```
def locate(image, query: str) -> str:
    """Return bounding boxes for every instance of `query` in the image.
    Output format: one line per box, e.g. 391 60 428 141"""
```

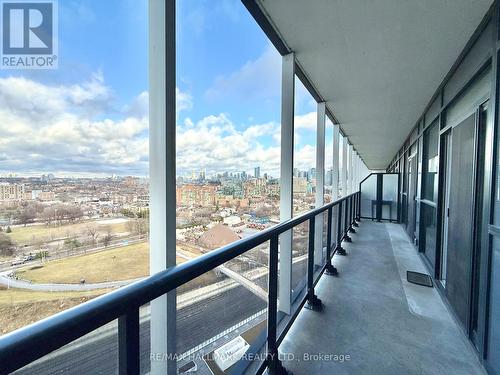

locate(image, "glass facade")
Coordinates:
419 121 438 267
422 121 439 203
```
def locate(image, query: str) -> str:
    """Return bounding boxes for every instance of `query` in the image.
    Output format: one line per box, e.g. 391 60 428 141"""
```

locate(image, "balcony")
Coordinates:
1 0 500 374
0 185 488 374
279 220 485 375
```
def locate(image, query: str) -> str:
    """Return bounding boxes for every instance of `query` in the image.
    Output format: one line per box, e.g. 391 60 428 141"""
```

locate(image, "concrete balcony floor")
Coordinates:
279 221 486 375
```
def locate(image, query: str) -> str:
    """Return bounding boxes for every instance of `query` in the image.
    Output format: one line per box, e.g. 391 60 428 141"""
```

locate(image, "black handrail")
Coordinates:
0 191 360 375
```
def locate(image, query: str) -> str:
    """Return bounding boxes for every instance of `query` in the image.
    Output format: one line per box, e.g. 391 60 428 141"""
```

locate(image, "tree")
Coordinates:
42 207 56 225
0 233 15 256
137 208 149 219
64 237 81 251
86 224 100 244
6 226 11 233
126 219 149 236
135 219 149 235
121 208 136 218
14 206 36 226
102 227 114 247
67 206 83 222
126 220 135 234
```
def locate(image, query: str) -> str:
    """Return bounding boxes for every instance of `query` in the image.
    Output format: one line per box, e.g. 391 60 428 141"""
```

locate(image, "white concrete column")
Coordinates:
149 1 176 374
314 102 326 266
332 124 340 199
342 136 348 197
279 52 295 314
348 144 353 194
352 152 356 191
354 153 359 189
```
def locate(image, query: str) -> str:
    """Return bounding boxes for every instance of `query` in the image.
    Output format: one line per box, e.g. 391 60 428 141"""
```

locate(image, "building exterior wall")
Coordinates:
176 184 217 207
386 6 500 373
0 183 25 202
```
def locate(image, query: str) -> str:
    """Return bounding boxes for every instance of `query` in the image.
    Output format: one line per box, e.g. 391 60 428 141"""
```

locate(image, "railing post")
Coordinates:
325 206 338 276
267 235 289 375
357 191 361 221
305 217 323 311
118 308 140 375
344 198 352 242
336 200 347 255
353 192 360 226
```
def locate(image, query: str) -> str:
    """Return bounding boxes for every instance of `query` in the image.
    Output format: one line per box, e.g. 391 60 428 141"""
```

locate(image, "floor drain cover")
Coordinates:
407 271 433 287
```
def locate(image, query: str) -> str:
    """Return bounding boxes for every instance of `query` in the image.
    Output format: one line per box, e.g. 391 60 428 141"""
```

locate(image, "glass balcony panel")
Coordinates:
12 319 118 375
382 174 398 221
360 174 377 219
175 244 269 374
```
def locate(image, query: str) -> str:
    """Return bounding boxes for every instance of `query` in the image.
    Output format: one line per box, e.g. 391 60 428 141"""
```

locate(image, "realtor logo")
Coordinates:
1 0 58 69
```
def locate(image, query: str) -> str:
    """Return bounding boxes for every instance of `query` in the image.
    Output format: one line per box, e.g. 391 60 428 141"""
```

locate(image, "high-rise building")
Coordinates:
254 166 260 179
325 168 333 186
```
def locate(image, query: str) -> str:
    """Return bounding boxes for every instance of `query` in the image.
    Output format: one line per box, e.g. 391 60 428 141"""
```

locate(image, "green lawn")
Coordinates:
0 287 110 335
0 286 110 305
15 242 188 284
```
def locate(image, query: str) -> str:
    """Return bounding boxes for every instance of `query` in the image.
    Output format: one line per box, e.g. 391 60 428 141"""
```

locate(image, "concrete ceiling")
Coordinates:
256 0 493 169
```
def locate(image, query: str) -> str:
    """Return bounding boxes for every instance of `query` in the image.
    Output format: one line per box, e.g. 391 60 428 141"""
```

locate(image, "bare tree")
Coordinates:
135 219 149 236
42 207 56 225
0 233 15 256
86 224 100 244
126 220 135 234
14 206 36 226
102 227 114 248
126 219 149 236
67 206 84 222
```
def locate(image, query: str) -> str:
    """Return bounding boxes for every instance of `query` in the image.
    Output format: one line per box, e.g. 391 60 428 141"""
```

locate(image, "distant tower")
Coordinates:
254 166 261 179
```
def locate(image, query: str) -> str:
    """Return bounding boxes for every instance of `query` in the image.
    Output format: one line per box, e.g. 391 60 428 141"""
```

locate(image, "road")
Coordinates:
0 271 141 291
12 260 308 375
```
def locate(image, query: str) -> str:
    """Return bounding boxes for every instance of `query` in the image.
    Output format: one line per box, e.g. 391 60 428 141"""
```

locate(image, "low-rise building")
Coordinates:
0 183 25 202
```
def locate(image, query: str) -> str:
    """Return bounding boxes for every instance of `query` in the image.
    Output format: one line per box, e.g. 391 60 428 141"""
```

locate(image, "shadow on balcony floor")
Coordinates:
279 221 486 375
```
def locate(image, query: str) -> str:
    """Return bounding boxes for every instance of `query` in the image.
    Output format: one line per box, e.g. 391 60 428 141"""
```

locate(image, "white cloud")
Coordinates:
176 87 192 116
0 74 318 178
0 72 113 123
243 122 277 139
0 74 148 176
123 87 192 120
294 112 317 131
176 113 319 177
294 144 316 171
123 91 148 118
176 114 282 176
204 44 281 102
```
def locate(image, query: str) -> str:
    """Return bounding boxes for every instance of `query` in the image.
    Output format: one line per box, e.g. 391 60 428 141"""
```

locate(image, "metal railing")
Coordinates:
0 191 361 375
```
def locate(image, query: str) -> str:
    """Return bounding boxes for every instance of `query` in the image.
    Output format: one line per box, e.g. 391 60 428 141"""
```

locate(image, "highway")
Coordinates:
12 260 308 375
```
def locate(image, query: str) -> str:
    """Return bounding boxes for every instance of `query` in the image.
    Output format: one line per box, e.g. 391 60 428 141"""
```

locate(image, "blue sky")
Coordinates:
0 0 321 177
1 0 149 108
